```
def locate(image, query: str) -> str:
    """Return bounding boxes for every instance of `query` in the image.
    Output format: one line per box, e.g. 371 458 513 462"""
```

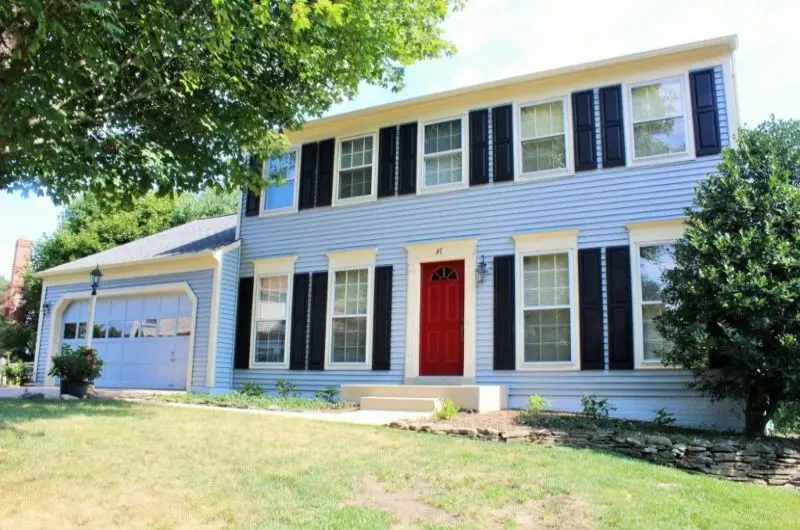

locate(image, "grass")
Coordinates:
1 400 798 529
155 391 356 410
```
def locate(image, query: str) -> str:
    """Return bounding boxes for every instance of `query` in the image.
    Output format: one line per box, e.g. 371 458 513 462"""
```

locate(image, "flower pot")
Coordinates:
60 380 89 399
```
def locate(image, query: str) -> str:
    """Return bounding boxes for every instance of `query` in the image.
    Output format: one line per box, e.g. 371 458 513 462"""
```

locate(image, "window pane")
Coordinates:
640 244 675 302
92 322 106 339
63 322 77 340
521 101 565 140
424 119 461 155
331 316 367 363
141 319 157 337
257 276 288 320
340 136 373 170
643 303 672 360
125 320 141 338
333 269 368 316
77 323 87 339
176 317 192 336
523 253 570 308
632 80 683 122
265 181 294 210
424 152 462 187
521 136 566 173
339 167 372 199
107 321 123 338
158 318 176 337
633 118 686 158
267 152 296 182
524 308 571 362
254 320 286 363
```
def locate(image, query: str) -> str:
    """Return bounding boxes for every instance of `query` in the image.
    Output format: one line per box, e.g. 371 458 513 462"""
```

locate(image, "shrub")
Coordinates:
275 377 299 398
2 359 29 386
434 399 459 420
315 386 340 403
48 344 103 382
653 408 677 427
527 394 548 415
773 402 800 435
241 382 263 397
580 393 616 419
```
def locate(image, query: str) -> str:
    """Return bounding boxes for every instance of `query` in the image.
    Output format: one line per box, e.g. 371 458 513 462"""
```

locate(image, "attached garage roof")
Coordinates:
40 214 237 276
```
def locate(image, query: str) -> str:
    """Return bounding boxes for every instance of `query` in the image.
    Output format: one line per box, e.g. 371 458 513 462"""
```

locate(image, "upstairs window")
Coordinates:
638 244 675 361
629 78 689 160
519 98 569 177
336 134 376 203
262 150 298 213
422 117 465 190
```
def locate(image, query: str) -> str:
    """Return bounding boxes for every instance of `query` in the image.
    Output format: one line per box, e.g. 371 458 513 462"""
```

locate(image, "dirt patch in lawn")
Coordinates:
351 476 593 529
424 409 527 432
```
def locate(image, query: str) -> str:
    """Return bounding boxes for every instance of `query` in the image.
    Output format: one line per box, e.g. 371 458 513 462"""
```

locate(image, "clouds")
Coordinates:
330 0 800 126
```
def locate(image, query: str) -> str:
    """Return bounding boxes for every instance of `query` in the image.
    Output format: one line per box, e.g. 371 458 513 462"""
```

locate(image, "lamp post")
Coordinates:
475 255 488 286
90 265 103 296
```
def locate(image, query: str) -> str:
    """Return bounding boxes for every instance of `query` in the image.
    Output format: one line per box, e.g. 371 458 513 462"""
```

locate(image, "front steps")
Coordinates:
342 384 508 413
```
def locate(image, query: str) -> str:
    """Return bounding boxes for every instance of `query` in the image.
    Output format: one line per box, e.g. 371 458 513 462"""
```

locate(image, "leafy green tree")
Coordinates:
1 0 457 204
657 118 800 436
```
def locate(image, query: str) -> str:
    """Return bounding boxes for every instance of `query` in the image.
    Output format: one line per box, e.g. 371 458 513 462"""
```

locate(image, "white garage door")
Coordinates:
60 294 193 390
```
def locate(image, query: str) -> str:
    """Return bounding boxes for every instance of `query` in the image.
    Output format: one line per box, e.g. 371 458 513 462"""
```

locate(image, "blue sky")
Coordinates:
2 0 799 279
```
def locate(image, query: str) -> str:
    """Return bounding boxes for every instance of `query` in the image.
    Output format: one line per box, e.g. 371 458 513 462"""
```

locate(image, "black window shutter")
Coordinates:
690 68 721 156
289 273 310 370
308 271 328 370
493 255 516 370
492 105 514 182
316 138 335 207
299 143 318 210
234 277 254 369
579 248 604 370
572 90 597 171
469 109 489 186
378 126 397 198
599 85 626 168
372 265 393 370
606 246 633 369
398 122 417 195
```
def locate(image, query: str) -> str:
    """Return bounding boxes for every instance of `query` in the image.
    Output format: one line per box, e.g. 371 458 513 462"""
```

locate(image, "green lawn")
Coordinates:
1 401 797 529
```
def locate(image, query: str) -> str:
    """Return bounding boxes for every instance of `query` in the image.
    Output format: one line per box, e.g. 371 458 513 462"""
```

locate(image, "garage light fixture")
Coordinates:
90 265 103 296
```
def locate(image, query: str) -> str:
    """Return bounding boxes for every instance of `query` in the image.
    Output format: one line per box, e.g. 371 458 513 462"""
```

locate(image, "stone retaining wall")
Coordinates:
389 422 800 489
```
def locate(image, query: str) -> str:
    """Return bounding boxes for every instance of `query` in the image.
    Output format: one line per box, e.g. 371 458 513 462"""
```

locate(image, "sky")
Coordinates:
1 0 799 279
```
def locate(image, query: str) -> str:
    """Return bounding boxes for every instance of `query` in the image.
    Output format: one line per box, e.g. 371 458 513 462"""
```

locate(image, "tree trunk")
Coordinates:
744 383 769 436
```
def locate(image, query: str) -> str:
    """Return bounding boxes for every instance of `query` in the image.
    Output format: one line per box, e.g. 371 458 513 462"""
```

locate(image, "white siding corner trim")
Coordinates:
513 229 580 371
249 256 298 370
404 238 477 381
206 240 241 388
627 218 685 370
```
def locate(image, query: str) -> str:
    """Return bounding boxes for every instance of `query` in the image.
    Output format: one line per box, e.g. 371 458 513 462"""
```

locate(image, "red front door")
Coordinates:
419 260 465 376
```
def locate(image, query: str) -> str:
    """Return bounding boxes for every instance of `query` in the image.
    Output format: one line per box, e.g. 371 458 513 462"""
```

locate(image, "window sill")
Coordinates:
628 152 693 168
258 207 298 218
249 362 291 370
515 361 579 371
516 168 573 182
332 194 377 208
635 360 673 370
417 181 468 196
324 362 372 371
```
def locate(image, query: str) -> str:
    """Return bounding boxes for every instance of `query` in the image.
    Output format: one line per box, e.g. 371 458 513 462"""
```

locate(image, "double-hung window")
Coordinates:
629 78 689 161
637 244 675 361
336 134 377 203
253 275 291 366
421 117 466 191
326 249 375 369
519 98 569 177
261 150 299 214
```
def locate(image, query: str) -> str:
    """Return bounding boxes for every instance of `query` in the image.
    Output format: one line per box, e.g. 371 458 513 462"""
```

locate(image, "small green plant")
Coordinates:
580 393 616 419
314 386 340 403
48 344 104 382
275 377 299 398
240 382 263 397
653 407 677 427
433 399 460 420
2 360 29 386
527 394 548 415
773 402 800 435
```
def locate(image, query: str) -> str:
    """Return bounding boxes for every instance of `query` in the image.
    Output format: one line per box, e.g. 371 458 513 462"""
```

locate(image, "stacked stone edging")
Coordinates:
389 421 800 489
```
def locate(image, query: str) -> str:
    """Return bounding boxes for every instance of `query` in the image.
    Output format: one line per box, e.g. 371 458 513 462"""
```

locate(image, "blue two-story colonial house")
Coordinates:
33 36 742 428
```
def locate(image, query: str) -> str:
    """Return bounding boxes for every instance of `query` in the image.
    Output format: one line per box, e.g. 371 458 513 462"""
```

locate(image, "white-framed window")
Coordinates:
518 97 571 178
628 77 690 162
260 149 300 215
513 230 580 370
325 249 376 370
334 133 377 205
419 116 467 192
628 219 684 368
250 256 297 369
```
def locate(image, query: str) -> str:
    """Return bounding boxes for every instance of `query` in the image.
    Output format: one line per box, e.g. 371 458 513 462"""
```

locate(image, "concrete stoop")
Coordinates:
342 384 508 413
360 396 441 412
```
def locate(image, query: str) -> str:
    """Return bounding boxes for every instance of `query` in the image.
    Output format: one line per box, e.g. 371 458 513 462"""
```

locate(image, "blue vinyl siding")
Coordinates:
212 247 240 392
233 65 738 427
35 270 214 390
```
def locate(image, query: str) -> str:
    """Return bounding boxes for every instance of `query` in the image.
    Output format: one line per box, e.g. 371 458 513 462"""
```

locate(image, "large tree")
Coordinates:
0 1 457 204
657 118 800 436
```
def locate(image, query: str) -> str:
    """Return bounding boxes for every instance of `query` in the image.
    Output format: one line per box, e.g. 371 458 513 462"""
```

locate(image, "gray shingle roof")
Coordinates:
41 214 238 275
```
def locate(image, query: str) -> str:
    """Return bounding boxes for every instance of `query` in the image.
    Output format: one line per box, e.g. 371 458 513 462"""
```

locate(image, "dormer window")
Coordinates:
629 77 689 161
334 133 377 205
420 116 467 192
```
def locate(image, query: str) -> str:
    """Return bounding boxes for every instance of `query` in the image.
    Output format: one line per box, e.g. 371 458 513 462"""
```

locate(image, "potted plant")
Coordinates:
48 344 104 398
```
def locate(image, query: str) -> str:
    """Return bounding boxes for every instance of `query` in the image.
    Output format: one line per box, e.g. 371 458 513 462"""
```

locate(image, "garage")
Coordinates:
59 293 193 390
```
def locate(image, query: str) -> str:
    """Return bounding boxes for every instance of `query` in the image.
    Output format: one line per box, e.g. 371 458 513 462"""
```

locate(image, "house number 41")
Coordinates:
435 247 443 255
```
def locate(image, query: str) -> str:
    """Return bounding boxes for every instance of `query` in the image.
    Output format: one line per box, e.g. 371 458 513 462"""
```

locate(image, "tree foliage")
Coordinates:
1 0 457 204
657 118 800 436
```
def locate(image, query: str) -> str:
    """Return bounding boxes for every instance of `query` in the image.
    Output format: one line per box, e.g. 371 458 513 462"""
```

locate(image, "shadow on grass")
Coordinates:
0 398 149 430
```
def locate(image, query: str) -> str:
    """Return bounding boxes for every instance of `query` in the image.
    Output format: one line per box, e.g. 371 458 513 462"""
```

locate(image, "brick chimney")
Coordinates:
4 237 33 317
